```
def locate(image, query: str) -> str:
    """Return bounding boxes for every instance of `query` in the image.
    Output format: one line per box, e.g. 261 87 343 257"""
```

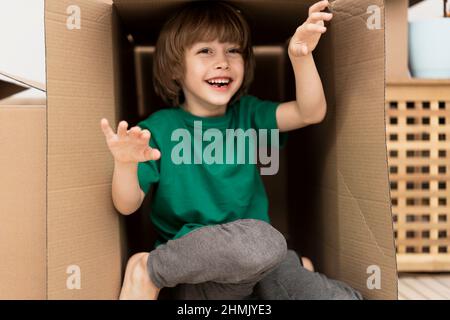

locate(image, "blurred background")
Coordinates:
0 0 45 102
386 0 450 300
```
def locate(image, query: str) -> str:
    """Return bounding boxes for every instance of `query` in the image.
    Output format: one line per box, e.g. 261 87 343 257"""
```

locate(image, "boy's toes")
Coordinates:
301 257 314 272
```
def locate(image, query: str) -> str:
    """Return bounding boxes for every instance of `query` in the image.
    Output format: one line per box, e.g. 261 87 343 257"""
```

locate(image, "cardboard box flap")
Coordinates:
327 0 397 299
0 72 46 104
45 0 122 299
114 0 319 45
292 0 397 299
0 70 46 93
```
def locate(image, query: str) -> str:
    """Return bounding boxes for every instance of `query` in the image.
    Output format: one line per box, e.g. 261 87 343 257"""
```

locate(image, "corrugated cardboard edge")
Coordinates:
383 0 400 298
0 70 46 92
290 0 398 300
0 71 46 104
328 0 397 299
45 0 122 299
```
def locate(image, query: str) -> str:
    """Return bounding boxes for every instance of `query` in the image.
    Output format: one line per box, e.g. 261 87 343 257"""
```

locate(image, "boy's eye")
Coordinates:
228 48 241 54
197 48 241 54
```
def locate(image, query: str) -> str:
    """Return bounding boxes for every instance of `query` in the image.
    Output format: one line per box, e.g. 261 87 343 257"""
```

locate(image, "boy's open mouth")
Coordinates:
205 77 233 89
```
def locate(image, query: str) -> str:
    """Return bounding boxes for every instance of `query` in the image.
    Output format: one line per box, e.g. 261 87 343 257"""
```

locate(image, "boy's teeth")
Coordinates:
207 78 231 84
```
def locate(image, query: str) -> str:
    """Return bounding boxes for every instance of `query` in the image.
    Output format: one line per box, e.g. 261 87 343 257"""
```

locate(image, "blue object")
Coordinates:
409 19 450 79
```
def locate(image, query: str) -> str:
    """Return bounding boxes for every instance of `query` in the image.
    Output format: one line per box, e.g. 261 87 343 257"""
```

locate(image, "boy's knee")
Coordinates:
236 220 287 274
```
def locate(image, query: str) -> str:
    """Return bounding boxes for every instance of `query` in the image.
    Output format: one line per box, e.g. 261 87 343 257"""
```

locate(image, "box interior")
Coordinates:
110 0 397 299
112 0 317 274
112 0 314 258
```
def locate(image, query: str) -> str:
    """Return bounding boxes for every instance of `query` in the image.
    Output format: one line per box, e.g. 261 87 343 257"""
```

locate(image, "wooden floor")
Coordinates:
398 273 450 300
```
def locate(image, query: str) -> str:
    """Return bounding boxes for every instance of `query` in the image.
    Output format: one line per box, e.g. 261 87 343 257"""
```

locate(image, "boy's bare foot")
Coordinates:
301 257 314 272
119 252 161 300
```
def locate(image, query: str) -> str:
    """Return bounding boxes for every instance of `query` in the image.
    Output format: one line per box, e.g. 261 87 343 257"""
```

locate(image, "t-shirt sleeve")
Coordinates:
244 95 288 149
137 120 161 195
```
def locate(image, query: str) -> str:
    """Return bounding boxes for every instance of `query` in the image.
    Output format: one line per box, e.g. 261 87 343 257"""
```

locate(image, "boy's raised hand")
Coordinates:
100 118 161 163
288 0 333 58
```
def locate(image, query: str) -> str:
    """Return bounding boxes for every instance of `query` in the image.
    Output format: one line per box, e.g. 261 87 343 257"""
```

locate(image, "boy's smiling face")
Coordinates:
180 39 244 117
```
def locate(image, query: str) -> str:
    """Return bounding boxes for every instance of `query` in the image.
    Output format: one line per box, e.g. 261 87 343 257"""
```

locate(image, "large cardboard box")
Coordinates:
0 74 47 299
0 0 397 299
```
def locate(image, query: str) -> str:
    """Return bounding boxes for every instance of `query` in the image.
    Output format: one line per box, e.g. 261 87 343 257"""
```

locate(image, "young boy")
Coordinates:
101 0 361 300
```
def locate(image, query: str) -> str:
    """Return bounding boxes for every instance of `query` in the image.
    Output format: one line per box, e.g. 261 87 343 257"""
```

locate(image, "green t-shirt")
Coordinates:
137 95 288 249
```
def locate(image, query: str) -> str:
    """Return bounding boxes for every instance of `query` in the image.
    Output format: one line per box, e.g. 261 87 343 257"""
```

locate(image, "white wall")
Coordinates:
0 0 45 99
409 0 448 21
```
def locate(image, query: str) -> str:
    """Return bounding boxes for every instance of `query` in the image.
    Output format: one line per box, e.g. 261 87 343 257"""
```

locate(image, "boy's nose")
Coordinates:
214 53 230 70
215 62 230 70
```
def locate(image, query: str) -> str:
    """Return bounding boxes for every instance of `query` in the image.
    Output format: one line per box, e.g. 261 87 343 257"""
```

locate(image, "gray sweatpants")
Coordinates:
251 250 363 300
146 218 362 300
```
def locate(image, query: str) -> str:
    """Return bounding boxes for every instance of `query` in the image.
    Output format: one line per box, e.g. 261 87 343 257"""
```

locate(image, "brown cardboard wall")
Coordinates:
291 0 397 299
0 105 46 299
45 0 122 299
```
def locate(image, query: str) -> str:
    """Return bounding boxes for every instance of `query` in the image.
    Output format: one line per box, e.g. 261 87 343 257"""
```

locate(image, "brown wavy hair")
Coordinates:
153 1 255 107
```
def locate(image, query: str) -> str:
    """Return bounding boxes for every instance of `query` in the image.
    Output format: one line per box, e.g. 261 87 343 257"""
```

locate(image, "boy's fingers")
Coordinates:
128 126 141 138
117 121 128 138
140 129 151 141
145 147 161 161
150 148 161 160
307 12 332 24
305 23 327 33
100 118 114 139
309 0 329 15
